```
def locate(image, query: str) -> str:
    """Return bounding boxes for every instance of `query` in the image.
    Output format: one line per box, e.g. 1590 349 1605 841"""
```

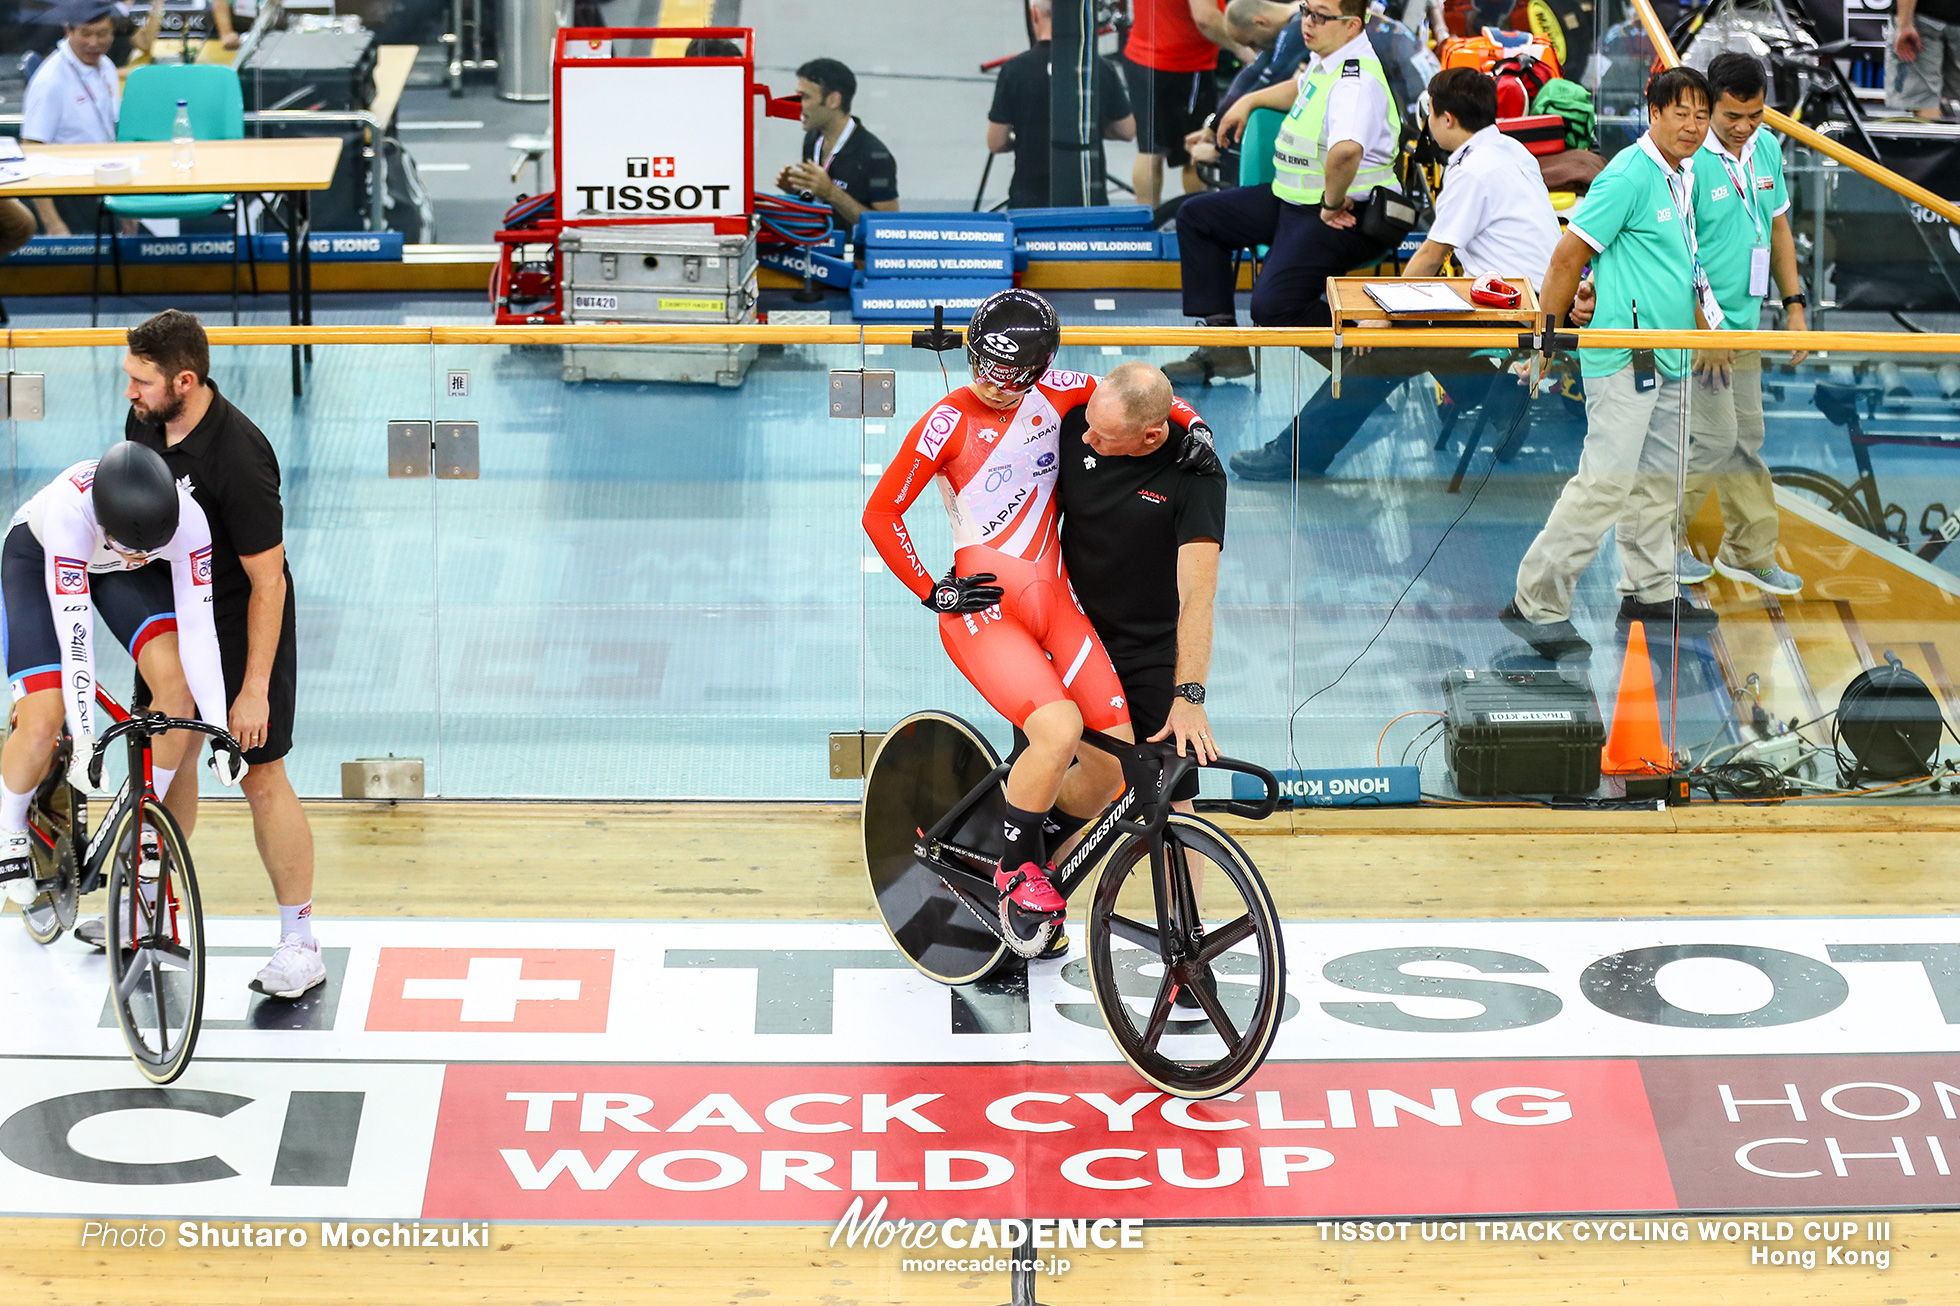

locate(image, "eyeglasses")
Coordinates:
1301 8 1354 25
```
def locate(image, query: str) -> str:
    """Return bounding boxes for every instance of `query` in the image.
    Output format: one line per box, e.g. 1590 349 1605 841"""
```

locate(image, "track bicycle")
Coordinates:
1770 381 1957 562
18 685 246 1085
862 711 1284 1099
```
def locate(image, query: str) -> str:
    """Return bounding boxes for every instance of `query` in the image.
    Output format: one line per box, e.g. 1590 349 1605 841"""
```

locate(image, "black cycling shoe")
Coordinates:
1498 601 1592 662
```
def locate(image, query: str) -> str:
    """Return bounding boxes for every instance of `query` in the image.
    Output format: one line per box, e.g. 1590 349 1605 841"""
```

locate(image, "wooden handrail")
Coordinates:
1629 0 1960 228
6 324 1960 351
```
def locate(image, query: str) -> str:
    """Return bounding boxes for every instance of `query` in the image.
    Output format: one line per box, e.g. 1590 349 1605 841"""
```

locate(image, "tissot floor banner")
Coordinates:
556 64 748 222
4 917 1959 1221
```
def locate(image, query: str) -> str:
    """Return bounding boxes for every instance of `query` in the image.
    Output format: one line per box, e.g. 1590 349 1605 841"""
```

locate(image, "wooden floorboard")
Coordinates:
1 1217 1946 1304
11 799 1957 1305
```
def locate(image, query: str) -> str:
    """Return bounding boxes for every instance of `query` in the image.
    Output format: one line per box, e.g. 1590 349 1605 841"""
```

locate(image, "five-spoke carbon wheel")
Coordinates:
105 799 205 1084
1088 813 1285 1099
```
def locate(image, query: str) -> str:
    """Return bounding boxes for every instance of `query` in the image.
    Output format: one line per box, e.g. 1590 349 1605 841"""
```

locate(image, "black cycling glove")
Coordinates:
925 568 1003 615
1175 419 1222 476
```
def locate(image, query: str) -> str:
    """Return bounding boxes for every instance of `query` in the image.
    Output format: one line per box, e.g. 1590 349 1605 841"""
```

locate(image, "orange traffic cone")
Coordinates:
1601 620 1672 775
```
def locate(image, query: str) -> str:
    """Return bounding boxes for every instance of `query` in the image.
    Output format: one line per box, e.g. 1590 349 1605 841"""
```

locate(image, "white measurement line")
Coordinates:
397 121 486 130
416 163 473 172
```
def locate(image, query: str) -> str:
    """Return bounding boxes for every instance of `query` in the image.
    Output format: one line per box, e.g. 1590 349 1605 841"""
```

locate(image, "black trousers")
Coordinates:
1176 184 1389 326
1284 349 1528 475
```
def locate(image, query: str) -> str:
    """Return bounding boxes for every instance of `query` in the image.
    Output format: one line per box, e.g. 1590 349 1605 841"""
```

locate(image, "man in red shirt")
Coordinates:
1123 0 1236 207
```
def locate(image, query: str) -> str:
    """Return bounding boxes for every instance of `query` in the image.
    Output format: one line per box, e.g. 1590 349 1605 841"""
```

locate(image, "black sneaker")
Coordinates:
1618 596 1719 629
1228 439 1323 482
1498 602 1592 662
1162 345 1254 386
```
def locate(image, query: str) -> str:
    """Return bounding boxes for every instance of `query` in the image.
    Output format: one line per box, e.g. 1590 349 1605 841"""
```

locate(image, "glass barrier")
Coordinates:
3 327 1956 811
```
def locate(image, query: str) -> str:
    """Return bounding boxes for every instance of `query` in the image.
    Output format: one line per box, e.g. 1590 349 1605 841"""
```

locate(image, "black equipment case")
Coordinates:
238 28 379 112
1442 668 1606 796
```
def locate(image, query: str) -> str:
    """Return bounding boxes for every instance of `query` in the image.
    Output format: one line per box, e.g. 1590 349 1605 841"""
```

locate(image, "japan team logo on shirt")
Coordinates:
915 404 959 458
53 557 88 595
189 545 213 586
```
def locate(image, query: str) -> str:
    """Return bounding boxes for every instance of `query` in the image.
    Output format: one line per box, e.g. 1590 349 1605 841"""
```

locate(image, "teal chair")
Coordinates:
94 63 257 326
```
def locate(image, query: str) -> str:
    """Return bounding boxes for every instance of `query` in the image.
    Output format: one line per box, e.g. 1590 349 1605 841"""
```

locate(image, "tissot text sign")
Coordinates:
557 65 747 219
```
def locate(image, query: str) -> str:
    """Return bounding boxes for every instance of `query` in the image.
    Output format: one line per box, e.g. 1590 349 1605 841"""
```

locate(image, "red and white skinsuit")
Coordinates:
862 369 1199 735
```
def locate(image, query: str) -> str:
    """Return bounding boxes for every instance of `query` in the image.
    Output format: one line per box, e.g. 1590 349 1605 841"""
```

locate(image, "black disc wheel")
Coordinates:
862 711 1014 985
105 800 205 1085
1089 814 1286 1099
22 830 79 945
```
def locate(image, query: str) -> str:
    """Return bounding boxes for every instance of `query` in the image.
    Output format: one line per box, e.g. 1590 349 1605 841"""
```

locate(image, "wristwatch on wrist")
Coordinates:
1173 682 1206 705
1781 292 1807 309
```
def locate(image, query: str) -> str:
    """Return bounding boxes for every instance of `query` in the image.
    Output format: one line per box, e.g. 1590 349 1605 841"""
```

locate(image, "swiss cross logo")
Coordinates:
366 948 614 1032
189 545 213 586
651 157 675 178
53 557 88 595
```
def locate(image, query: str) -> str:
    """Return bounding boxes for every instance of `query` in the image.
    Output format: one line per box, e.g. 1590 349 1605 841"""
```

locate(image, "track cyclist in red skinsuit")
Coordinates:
862 290 1131 945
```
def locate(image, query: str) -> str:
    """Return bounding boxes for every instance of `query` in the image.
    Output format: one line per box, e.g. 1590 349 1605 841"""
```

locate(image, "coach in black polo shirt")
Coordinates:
120 309 325 1001
1057 361 1226 805
773 57 901 228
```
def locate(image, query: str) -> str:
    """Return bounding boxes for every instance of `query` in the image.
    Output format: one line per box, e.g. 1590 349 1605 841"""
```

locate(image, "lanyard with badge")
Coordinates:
61 44 117 142
1714 137 1773 298
817 117 856 174
1642 136 1725 333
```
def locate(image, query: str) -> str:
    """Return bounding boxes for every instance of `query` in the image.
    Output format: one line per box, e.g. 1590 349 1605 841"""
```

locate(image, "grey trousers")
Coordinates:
1515 362 1685 623
1681 350 1778 571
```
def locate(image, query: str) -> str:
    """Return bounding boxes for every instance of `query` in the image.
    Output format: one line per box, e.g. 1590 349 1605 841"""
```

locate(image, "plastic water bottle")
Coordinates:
171 100 194 173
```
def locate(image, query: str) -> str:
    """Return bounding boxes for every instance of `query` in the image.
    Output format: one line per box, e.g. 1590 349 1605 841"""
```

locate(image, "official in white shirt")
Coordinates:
20 0 122 238
1232 67 1577 480
1166 0 1405 385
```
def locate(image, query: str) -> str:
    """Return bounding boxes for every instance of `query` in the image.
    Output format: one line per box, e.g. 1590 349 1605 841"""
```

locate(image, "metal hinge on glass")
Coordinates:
387 420 479 478
828 370 896 418
3 373 45 421
828 731 886 780
341 755 425 799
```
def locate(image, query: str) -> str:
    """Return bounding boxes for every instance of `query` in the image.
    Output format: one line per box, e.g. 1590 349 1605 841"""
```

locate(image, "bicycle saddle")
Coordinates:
1811 382 1876 428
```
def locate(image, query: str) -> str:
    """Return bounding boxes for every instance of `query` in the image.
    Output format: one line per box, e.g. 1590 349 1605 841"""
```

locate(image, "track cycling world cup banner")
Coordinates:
0 917 1957 1221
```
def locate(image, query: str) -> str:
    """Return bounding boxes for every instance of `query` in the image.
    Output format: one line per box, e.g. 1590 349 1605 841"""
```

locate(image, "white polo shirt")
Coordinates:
1299 30 1399 201
1428 124 1561 288
20 40 121 145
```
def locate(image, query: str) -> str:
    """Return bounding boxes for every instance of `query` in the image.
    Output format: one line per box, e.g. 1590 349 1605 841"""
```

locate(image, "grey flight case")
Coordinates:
558 224 759 387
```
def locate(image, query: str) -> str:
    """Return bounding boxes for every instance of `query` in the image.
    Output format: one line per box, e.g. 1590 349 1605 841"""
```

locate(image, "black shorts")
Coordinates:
3 522 178 699
1122 57 1218 166
1111 648 1200 802
135 571 297 766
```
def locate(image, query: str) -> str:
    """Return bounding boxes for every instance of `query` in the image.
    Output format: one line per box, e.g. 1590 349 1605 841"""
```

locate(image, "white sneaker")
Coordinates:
0 830 36 906
137 828 163 879
1675 550 1714 584
1714 558 1804 595
253 933 326 999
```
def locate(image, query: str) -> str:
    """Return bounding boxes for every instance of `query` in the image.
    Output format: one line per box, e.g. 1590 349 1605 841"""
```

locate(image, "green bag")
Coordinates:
1532 78 1596 153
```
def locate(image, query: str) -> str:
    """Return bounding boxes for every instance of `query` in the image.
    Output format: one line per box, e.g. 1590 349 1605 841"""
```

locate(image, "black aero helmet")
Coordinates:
93 441 179 553
966 288 1060 394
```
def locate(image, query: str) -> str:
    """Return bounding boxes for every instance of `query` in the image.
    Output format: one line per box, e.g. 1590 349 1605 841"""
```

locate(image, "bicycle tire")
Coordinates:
105 798 204 1085
1769 466 1878 534
1088 814 1286 1099
862 710 1014 986
21 831 78 945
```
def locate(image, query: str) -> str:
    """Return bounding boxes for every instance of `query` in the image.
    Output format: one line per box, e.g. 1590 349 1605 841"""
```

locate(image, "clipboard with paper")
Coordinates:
1363 282 1477 315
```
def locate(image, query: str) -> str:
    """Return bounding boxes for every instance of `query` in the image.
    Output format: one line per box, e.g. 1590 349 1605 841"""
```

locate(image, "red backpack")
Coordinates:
1490 49 1561 118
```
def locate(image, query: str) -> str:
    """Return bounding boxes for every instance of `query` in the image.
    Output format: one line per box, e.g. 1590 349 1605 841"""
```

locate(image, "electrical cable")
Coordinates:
1286 367 1534 773
1376 710 1444 765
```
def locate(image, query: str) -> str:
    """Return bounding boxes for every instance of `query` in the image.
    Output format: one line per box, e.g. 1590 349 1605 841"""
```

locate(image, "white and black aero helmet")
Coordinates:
93 441 179 553
966 289 1060 394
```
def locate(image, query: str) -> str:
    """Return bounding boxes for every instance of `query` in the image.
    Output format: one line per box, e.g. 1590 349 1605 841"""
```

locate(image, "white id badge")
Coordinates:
1698 282 1726 331
1748 244 1771 298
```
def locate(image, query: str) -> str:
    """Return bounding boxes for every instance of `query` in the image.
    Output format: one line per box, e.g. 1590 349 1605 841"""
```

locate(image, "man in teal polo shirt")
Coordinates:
1673 52 1811 598
1500 65 1717 663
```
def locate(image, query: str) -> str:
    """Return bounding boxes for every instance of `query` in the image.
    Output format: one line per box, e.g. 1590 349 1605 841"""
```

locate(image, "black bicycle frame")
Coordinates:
912 728 1279 910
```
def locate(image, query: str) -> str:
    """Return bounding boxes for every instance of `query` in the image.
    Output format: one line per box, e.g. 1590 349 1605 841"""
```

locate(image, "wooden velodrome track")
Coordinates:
3 797 1956 1305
